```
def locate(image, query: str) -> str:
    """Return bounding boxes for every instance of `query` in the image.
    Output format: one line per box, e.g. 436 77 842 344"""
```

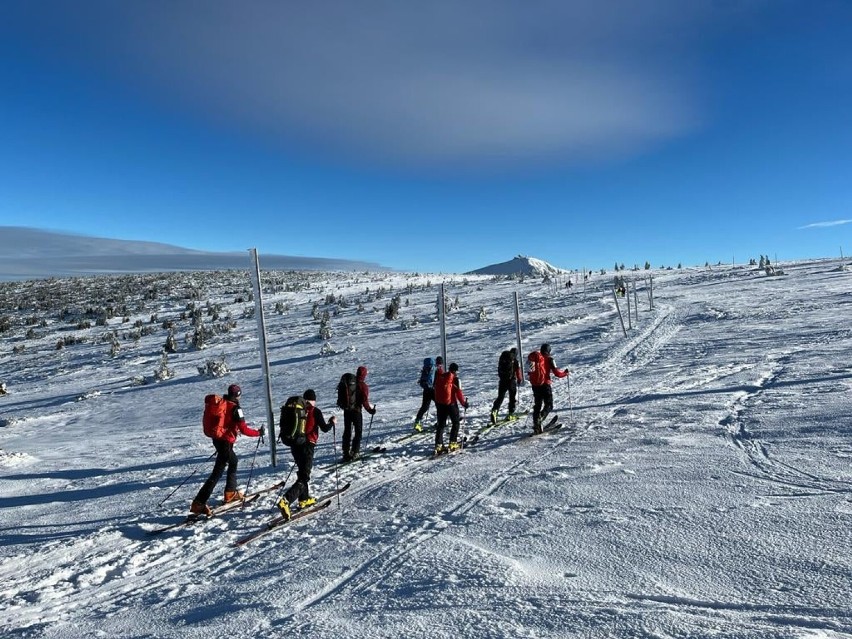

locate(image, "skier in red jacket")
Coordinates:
433 362 469 455
529 344 569 433
191 384 262 516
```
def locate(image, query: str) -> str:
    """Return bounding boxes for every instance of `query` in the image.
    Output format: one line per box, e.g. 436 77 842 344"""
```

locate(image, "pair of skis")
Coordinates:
524 415 563 438
147 479 286 535
233 482 351 547
323 445 386 470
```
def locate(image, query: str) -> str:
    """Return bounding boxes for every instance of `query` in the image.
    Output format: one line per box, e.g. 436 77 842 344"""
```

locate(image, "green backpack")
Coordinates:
279 396 308 446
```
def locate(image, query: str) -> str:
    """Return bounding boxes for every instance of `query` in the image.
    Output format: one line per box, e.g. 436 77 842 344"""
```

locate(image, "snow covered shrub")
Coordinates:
153 353 175 381
197 355 229 378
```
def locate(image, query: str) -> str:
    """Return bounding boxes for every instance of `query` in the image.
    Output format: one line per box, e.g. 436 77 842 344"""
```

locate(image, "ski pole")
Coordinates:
242 433 263 508
366 409 375 444
567 373 574 424
157 451 216 508
332 419 341 506
272 459 296 512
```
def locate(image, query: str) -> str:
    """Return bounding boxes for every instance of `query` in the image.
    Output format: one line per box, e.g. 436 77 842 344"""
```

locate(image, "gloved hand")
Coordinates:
257 425 266 438
463 401 470 410
368 405 377 416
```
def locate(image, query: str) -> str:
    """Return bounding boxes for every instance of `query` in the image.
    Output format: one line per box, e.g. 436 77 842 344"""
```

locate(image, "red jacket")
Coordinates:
543 356 569 385
355 366 376 413
304 404 334 445
434 371 467 406
220 400 261 444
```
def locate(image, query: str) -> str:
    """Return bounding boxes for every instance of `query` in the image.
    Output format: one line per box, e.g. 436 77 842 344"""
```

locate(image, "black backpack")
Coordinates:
497 350 515 380
336 372 358 410
279 395 308 446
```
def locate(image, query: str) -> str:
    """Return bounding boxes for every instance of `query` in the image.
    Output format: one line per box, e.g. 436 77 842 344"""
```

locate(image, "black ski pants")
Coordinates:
531 384 553 427
194 438 238 504
435 402 461 446
415 387 435 423
491 378 518 414
284 442 316 504
342 408 363 457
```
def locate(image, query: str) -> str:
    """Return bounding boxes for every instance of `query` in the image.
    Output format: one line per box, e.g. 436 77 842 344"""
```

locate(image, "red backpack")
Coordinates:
202 394 231 439
433 370 456 404
527 351 547 386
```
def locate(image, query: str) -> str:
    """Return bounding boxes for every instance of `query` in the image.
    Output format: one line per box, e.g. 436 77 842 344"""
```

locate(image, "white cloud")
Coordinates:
799 220 852 229
4 1 762 170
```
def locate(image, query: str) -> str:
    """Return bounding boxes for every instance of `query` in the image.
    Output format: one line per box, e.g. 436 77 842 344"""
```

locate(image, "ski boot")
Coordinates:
223 490 245 503
190 500 212 516
434 444 448 456
277 498 292 520
414 421 423 432
298 496 317 509
448 441 461 452
489 409 498 425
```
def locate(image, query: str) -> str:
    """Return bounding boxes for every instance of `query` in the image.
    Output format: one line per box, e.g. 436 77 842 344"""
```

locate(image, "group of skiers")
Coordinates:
190 344 568 520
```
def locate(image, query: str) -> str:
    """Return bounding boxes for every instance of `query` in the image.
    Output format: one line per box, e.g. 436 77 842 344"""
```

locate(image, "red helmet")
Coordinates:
227 384 242 398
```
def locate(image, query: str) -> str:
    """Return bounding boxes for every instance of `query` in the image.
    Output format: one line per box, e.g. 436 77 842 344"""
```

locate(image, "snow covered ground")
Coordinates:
1 260 851 638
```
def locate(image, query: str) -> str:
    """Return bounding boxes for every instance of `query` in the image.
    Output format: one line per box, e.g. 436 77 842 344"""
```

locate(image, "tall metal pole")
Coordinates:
613 286 628 338
513 291 524 386
248 248 277 467
625 279 632 330
632 279 640 324
438 283 448 365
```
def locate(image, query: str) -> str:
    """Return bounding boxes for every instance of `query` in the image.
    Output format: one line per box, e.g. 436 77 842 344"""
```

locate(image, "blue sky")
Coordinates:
1 1 850 273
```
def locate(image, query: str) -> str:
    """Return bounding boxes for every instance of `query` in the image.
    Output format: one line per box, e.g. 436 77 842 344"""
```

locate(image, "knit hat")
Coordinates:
227 384 242 398
303 389 317 402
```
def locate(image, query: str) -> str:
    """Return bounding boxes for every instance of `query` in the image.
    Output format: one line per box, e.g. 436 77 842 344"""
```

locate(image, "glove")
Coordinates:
368 405 377 416
257 425 266 438
463 401 470 410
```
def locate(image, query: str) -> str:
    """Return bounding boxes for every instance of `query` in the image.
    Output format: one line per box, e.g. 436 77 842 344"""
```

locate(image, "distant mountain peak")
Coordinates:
467 255 568 276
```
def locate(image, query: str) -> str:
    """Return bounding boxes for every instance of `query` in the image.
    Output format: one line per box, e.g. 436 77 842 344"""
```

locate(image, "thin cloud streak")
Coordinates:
799 220 852 229
1 1 756 170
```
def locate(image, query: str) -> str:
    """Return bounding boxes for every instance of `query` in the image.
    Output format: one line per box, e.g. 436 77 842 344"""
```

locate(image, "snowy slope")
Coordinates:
467 255 568 277
1 261 851 638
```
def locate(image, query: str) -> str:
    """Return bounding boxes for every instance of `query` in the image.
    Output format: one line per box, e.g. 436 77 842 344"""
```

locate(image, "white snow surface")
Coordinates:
1 261 851 638
467 255 567 277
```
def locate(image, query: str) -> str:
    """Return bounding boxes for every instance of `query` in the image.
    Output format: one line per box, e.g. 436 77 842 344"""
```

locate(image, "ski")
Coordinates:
234 500 332 547
234 482 351 547
147 493 262 535
146 479 287 535
325 446 386 469
394 425 434 443
523 417 563 440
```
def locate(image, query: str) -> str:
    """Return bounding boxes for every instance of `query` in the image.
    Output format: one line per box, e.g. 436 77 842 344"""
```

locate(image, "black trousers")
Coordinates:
531 384 553 427
284 442 316 503
491 378 518 414
194 438 237 504
415 387 434 423
342 408 363 456
435 402 461 446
